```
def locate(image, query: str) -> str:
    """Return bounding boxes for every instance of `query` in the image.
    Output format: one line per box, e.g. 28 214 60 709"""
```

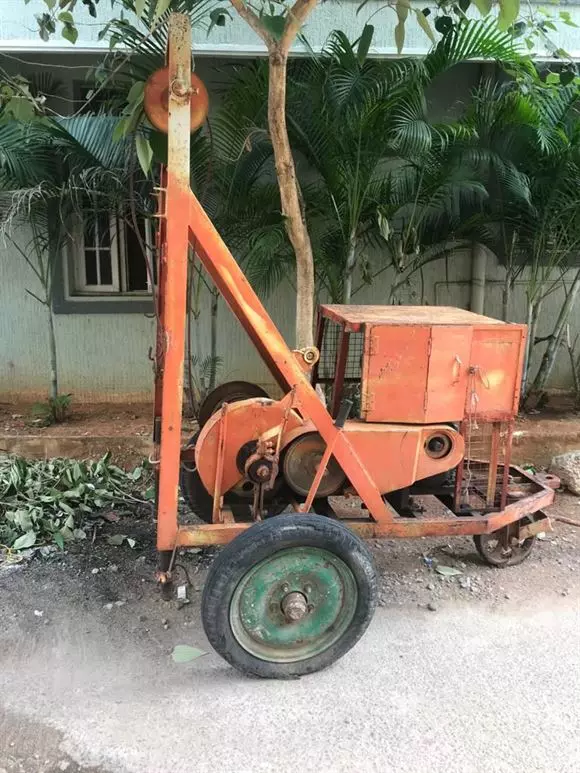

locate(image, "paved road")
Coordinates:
2 595 579 773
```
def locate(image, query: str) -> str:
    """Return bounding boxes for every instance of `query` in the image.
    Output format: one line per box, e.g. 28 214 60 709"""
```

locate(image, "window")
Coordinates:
73 209 154 296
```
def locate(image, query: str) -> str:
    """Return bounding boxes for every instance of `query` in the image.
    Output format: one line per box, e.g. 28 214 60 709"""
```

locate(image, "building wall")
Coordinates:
2 230 579 401
0 47 578 401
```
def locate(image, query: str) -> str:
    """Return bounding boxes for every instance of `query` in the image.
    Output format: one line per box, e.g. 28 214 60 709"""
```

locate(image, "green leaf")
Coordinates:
415 9 436 45
44 0 56 9
144 486 155 501
554 48 571 59
260 14 286 40
395 0 410 51
127 81 145 106
434 15 453 34
107 534 127 546
149 130 168 164
112 116 130 142
135 134 153 175
498 0 519 32
559 11 578 28
6 97 35 122
356 24 374 65
73 528 87 540
208 7 232 35
60 525 74 542
53 532 65 550
62 23 78 45
13 530 37 550
135 0 146 17
377 210 391 241
560 70 575 86
546 72 560 85
171 645 207 663
64 514 75 530
152 0 171 21
57 11 73 23
471 0 492 15
435 565 463 577
394 23 405 55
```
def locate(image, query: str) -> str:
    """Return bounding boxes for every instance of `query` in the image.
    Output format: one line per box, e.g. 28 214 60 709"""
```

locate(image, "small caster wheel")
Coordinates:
474 517 536 567
201 514 377 678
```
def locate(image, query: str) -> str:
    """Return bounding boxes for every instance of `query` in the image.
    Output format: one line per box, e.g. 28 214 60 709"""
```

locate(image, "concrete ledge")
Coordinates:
0 435 152 468
2 415 579 470
512 417 580 468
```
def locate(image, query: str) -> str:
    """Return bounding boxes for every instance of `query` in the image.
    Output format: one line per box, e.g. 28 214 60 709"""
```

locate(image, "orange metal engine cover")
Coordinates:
343 421 464 494
195 398 304 495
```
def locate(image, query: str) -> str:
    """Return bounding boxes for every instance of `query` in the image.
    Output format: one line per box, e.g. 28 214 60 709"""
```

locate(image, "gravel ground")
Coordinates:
1 494 579 773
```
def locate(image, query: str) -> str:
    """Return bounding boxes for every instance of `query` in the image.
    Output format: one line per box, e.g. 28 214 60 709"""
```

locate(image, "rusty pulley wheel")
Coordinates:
144 67 209 134
198 381 269 429
282 432 346 498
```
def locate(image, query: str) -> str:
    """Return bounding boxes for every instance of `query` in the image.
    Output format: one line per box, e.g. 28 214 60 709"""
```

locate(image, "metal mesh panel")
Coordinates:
318 321 364 381
457 419 512 511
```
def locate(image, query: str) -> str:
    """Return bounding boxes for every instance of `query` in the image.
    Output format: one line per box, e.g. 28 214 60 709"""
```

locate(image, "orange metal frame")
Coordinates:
153 15 554 565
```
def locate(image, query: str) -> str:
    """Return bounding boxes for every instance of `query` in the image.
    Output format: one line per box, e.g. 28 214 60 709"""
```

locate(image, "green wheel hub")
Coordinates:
229 547 358 663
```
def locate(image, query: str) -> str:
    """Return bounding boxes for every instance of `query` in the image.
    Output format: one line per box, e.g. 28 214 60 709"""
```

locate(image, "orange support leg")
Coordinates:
156 15 192 553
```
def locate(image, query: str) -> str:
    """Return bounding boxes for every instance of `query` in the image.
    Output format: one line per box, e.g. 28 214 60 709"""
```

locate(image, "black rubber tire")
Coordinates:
201 514 377 678
197 381 269 429
473 517 535 567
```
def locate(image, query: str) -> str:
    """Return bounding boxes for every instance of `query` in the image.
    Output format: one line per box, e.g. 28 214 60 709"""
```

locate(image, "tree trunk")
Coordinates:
268 49 315 348
210 289 219 391
46 301 58 402
564 325 580 409
520 299 536 402
527 268 580 400
342 232 357 303
501 277 511 322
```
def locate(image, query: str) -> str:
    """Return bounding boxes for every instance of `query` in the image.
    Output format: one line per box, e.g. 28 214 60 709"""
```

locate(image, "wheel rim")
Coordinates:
478 523 534 565
229 547 358 663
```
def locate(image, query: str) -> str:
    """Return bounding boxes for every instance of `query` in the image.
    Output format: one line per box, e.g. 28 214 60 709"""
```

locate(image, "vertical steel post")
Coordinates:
156 14 192 552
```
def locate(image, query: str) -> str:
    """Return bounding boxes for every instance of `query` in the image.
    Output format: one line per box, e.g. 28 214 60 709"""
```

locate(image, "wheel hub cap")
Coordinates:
229 547 357 663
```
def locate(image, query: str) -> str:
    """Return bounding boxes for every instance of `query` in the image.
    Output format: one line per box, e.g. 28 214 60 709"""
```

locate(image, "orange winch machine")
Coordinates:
146 15 555 678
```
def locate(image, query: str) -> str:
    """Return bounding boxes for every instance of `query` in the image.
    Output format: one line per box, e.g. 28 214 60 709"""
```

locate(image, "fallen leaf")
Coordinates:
13 531 36 550
435 565 463 577
171 645 207 664
107 534 127 546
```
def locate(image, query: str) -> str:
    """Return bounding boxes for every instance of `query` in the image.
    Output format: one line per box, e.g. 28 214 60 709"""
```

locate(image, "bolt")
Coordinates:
281 592 308 623
171 79 190 98
281 583 289 593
